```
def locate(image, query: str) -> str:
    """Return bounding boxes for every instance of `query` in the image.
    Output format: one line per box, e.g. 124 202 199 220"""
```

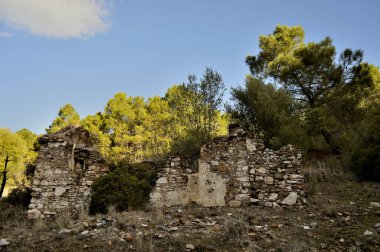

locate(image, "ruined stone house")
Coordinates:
151 124 305 208
28 124 305 219
27 126 108 219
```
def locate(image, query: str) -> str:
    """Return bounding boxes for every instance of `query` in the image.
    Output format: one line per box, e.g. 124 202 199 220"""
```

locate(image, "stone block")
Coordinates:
229 200 242 207
211 160 219 166
235 194 249 201
281 192 298 205
55 187 67 196
268 193 278 201
246 139 256 152
264 177 274 185
257 167 267 174
250 198 260 203
157 177 168 184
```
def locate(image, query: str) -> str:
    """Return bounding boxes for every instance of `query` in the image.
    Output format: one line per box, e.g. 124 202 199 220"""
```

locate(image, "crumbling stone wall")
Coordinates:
151 124 305 208
28 126 108 219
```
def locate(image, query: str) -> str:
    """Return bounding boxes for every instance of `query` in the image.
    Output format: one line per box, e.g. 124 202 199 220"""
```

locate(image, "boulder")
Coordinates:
281 192 298 206
0 239 9 247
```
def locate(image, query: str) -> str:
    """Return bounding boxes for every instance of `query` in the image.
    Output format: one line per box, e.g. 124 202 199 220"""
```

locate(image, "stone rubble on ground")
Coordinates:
370 202 380 208
0 239 9 247
363 230 373 236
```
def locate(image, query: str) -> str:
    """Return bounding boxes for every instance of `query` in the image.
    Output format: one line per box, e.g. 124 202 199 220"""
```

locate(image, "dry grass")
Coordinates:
1 166 380 252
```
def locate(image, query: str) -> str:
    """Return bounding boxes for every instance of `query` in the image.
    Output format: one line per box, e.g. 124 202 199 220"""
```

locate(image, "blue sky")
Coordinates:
0 0 379 134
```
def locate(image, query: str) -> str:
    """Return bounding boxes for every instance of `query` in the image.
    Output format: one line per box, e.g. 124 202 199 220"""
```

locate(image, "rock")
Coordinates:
156 177 168 184
250 198 260 203
257 167 267 174
58 229 72 235
255 176 264 181
0 239 9 247
268 193 278 201
274 173 283 179
281 192 298 206
77 231 90 240
303 225 310 230
229 200 242 207
185 244 195 250
125 233 133 242
235 194 249 201
27 208 41 219
40 180 49 186
186 169 192 174
363 230 373 236
264 176 274 185
370 202 380 208
210 160 219 166
289 174 303 179
246 139 256 152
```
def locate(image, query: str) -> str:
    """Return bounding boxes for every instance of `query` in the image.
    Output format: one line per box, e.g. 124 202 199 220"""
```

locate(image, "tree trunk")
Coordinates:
0 156 10 198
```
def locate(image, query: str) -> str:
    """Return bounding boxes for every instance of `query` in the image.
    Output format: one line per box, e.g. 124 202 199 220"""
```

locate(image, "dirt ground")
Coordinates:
1 173 380 252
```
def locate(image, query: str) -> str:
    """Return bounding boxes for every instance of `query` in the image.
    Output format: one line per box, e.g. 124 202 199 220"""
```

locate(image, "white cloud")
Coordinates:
0 31 11 38
0 0 110 39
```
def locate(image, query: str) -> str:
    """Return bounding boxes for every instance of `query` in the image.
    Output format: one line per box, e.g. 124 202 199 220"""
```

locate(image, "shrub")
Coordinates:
5 186 32 208
227 76 307 150
350 108 380 181
89 162 157 214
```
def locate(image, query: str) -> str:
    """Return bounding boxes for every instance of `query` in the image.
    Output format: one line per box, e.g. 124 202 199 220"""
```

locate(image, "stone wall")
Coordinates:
151 124 305 208
28 126 108 219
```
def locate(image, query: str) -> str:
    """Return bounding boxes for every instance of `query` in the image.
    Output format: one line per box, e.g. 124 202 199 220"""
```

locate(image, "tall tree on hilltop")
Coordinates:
245 25 367 148
227 76 306 149
200 67 226 135
246 25 363 108
46 104 80 134
165 67 227 155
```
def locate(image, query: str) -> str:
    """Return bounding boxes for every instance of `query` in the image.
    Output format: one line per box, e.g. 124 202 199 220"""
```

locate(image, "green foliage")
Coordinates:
81 112 111 159
350 106 380 181
89 162 157 214
5 186 32 208
47 104 80 134
246 25 362 108
165 67 227 156
227 76 306 149
16 128 39 168
0 128 29 196
80 67 227 163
